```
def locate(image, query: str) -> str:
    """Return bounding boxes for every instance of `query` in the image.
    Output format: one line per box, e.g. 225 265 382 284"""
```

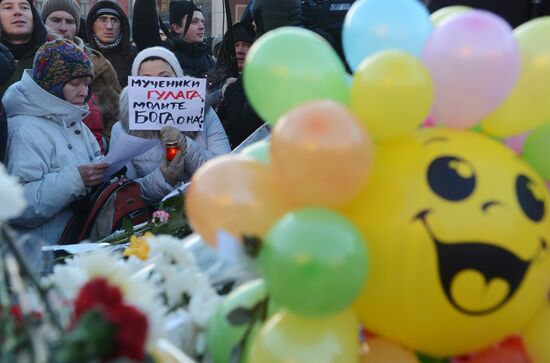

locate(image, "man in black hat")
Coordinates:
86 0 137 88
132 0 214 78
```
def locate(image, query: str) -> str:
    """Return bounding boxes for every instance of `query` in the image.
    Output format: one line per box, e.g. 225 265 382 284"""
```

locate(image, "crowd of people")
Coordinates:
0 0 261 270
0 0 548 271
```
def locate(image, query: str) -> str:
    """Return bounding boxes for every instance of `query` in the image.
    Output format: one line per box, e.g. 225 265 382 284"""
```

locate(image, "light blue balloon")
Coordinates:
343 0 432 71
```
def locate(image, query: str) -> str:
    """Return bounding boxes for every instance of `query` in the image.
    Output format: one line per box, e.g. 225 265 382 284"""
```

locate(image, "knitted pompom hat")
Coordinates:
32 39 94 100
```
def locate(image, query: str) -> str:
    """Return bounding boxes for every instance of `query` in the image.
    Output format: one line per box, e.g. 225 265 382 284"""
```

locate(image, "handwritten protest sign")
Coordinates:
128 76 206 131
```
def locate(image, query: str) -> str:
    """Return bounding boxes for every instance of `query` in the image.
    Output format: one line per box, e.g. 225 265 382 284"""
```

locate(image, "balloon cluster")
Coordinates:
187 0 550 362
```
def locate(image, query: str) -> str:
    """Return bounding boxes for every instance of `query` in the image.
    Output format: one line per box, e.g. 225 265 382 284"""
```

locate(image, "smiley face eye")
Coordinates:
427 156 476 201
516 175 545 222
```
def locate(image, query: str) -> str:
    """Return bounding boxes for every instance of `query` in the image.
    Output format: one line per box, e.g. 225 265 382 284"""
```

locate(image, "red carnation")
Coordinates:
74 278 123 320
73 278 149 361
9 305 23 324
105 304 148 361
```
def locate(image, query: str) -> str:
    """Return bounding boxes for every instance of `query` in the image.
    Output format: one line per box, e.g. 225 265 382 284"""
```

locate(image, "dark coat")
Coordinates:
0 44 15 163
0 43 15 89
0 105 6 164
427 0 550 28
86 0 138 87
223 76 265 148
132 0 214 77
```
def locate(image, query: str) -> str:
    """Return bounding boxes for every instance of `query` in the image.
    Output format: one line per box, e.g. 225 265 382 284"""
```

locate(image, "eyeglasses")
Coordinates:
96 16 120 25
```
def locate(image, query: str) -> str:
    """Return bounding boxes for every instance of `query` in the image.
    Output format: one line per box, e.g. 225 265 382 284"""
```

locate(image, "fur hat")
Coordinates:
41 0 81 33
32 39 93 100
131 46 184 77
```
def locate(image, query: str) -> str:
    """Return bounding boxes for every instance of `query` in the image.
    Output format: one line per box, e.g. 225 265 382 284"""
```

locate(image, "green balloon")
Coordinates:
243 27 349 126
523 122 550 179
207 280 278 363
259 208 369 317
241 140 270 165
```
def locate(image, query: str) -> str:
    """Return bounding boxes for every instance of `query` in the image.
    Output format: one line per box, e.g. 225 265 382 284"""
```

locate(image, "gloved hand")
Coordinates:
160 150 185 186
160 126 187 155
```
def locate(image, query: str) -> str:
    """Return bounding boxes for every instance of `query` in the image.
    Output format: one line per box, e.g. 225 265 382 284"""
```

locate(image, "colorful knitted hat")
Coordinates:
41 0 81 33
32 39 94 100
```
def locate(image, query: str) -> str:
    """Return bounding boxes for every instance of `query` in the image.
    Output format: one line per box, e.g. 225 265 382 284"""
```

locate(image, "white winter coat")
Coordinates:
3 71 102 272
109 107 230 204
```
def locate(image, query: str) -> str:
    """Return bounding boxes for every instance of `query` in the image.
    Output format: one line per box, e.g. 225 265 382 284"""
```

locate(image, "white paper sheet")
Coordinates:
41 243 110 254
103 132 160 181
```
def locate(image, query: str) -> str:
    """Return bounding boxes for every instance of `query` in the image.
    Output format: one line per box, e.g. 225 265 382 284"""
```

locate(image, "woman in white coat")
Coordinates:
110 46 230 204
4 39 109 272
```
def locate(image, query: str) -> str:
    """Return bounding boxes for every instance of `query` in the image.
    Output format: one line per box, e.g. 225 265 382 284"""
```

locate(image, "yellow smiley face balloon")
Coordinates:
342 128 550 357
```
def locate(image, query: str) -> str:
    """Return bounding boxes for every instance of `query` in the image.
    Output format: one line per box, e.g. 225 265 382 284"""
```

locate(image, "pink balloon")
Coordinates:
422 10 520 129
505 132 528 155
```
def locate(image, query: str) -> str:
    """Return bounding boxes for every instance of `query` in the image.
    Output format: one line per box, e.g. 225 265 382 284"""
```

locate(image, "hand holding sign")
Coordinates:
128 76 207 132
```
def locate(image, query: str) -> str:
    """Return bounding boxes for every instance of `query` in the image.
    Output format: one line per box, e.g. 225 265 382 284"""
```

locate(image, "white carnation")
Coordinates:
189 288 221 329
0 163 26 222
148 234 197 267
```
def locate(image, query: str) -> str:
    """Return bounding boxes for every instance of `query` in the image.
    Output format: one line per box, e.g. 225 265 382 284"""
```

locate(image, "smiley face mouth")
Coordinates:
414 209 547 316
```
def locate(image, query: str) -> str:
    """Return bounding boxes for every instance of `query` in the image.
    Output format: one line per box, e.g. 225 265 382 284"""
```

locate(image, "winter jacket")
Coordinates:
86 1 138 88
0 44 15 163
0 43 15 90
3 71 102 272
251 0 302 36
0 0 47 95
224 76 265 148
110 101 230 203
427 0 550 28
84 95 105 154
132 0 214 78
0 105 6 164
74 36 121 144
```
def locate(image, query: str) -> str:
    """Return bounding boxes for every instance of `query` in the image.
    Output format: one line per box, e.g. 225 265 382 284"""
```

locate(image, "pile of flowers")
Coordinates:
0 158 229 362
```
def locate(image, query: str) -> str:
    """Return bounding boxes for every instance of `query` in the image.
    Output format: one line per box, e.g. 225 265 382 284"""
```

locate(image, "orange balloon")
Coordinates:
271 100 374 207
360 338 419 363
186 155 295 245
455 336 531 363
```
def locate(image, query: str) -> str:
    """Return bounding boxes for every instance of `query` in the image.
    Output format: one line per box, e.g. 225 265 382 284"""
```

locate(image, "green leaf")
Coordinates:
51 310 115 363
242 235 263 258
122 218 135 236
226 307 254 326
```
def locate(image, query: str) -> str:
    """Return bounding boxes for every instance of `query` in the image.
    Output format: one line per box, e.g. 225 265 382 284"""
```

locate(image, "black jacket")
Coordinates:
0 44 15 163
427 0 550 28
86 0 138 87
0 105 6 164
132 0 214 78
223 76 264 148
0 43 15 92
